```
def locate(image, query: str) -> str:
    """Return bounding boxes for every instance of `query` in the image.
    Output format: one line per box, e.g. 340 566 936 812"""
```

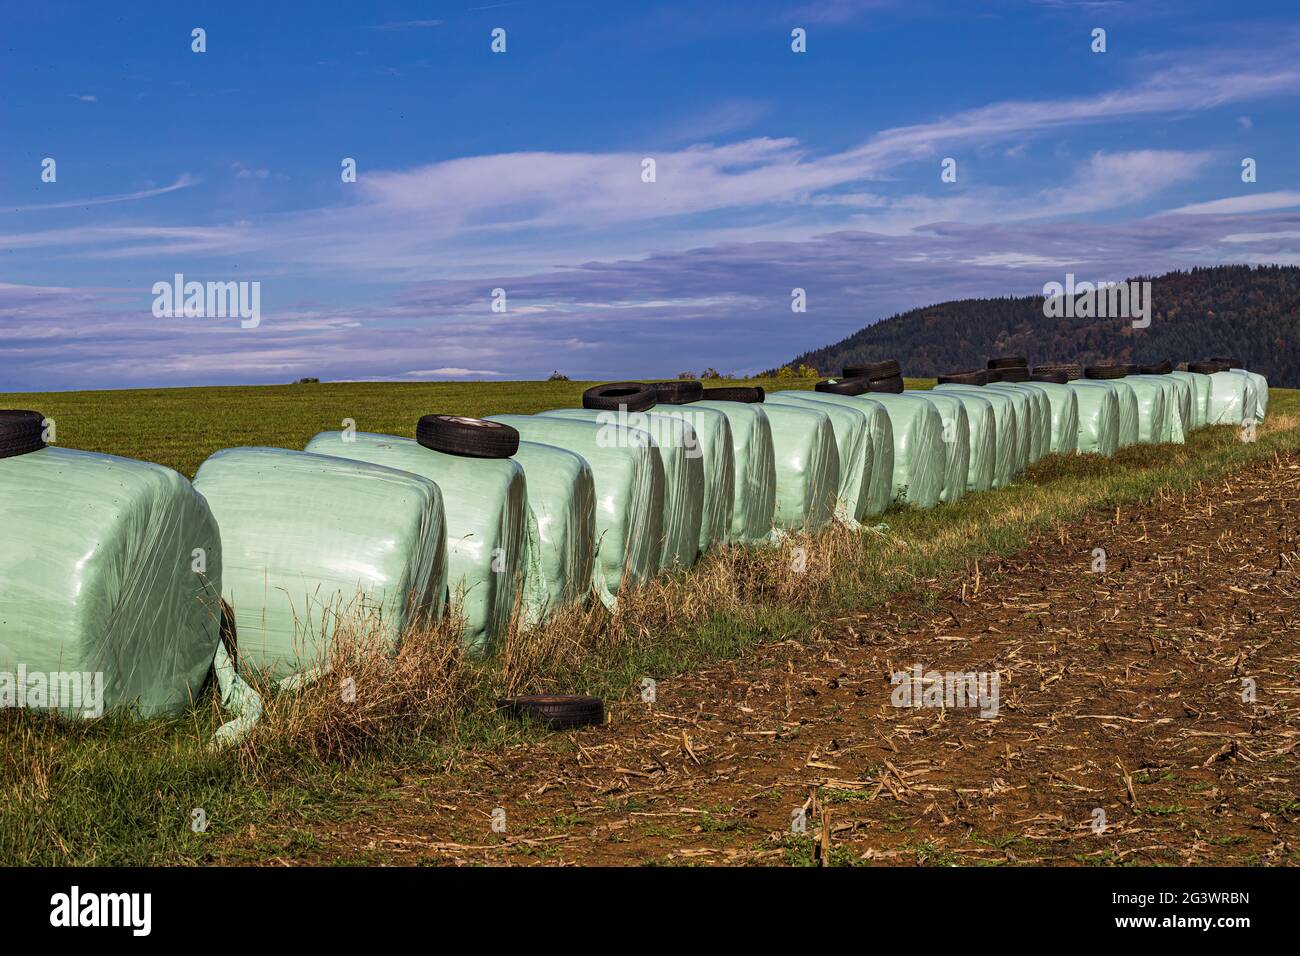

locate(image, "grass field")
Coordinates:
0 378 1295 865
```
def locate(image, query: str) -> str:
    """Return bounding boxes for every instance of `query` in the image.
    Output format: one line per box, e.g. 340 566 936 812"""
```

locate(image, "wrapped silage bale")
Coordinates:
981 384 1033 468
848 393 946 509
761 391 894 516
1171 371 1210 430
914 391 972 502
193 446 448 678
934 384 1018 488
1121 377 1169 444
1235 367 1269 422
1204 370 1254 426
1066 382 1121 456
507 440 597 625
767 391 873 524
0 413 224 717
537 409 702 570
305 428 531 656
989 384 1050 463
692 398 777 543
759 403 840 531
1026 382 1080 454
919 390 994 493
648 404 736 554
1082 375 1139 446
1147 373 1192 440
487 414 662 601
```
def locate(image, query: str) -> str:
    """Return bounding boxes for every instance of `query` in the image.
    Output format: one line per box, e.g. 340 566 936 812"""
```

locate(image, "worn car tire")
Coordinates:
701 386 764 403
1034 362 1083 381
999 366 1030 382
815 378 868 396
499 695 604 730
1188 360 1229 374
843 360 900 381
416 415 520 458
988 356 1028 370
0 410 47 460
867 375 905 393
937 369 987 386
1084 365 1128 380
1209 355 1244 369
582 382 657 412
1141 360 1173 375
653 380 704 404
1030 371 1069 384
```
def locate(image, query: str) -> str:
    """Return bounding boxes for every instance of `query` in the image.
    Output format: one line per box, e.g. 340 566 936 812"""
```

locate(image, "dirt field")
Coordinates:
236 451 1300 866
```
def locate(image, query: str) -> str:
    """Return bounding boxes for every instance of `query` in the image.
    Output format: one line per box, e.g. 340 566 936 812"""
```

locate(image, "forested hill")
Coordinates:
784 265 1300 387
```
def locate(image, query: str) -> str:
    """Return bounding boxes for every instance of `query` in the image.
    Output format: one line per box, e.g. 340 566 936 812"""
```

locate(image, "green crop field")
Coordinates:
0 375 888 477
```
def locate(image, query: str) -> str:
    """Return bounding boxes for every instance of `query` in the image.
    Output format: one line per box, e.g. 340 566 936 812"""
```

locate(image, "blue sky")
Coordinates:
3 0 1300 390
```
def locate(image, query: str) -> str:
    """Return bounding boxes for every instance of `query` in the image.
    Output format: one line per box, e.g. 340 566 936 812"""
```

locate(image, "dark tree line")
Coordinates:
782 265 1300 387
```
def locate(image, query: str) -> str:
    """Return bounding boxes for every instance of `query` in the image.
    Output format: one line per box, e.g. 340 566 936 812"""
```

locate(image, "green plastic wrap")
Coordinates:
1025 382 1080 454
934 384 1019 488
0 447 223 717
1156 374 1194 438
914 392 971 503
851 394 946 508
691 400 777 543
652 405 736 553
1171 371 1207 430
759 403 840 531
1229 367 1268 422
918 390 993 493
487 414 663 598
537 409 702 570
981 385 1032 470
1093 380 1140 446
1205 371 1254 426
761 392 893 516
989 384 1050 464
305 431 531 655
193 447 448 678
504 440 597 625
1121 377 1169 444
767 392 873 524
1067 382 1121 456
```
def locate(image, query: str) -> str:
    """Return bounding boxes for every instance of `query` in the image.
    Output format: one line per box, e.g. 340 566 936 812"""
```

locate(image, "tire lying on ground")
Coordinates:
759 403 840 531
0 419 225 717
506 440 598 626
652 380 704 405
304 431 526 656
767 392 875 525
867 375 905 393
582 382 656 413
538 409 703 571
499 694 604 730
194 447 448 678
1065 381 1121 456
487 415 663 602
691 399 777 543
639 402 736 555
843 360 900 381
934 383 1019 488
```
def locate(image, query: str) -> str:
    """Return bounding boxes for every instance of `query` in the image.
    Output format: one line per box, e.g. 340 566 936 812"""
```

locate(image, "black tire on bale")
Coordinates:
0 410 48 459
1034 362 1083 381
867 375 905 393
701 386 765 403
1188 360 1229 374
937 369 987 386
815 378 869 396
985 368 1006 383
581 382 657 412
843 360 900 381
988 356 1028 370
1122 364 1143 375
999 366 1030 382
652 380 704 404
1084 365 1128 379
1141 360 1174 375
1031 370 1069 384
498 695 604 730
1210 356 1244 369
417 415 521 458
